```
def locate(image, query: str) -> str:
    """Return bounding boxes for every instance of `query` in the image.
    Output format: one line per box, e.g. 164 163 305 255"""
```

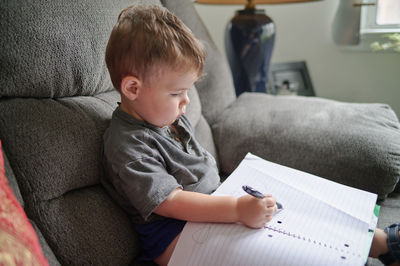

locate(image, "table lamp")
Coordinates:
196 0 320 96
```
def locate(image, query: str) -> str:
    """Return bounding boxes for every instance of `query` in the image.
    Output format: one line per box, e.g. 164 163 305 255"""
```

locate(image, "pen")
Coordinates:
242 185 283 210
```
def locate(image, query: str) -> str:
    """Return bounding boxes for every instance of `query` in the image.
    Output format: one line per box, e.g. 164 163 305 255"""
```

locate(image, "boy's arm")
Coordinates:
154 188 277 229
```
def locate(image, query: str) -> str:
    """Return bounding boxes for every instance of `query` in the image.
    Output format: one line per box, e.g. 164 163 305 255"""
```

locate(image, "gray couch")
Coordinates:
1 0 399 265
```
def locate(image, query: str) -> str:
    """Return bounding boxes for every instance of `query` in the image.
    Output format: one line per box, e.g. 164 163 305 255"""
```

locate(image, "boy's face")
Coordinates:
125 67 199 128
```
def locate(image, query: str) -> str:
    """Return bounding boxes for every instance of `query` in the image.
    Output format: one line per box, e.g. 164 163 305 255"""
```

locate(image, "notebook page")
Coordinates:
169 222 365 266
169 154 376 266
243 153 377 224
214 162 370 256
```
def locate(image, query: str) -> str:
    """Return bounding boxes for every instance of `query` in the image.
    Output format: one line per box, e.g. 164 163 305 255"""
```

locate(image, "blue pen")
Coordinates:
242 185 283 210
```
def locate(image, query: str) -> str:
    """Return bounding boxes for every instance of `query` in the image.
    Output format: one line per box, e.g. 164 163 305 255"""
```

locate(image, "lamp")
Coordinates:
196 0 320 96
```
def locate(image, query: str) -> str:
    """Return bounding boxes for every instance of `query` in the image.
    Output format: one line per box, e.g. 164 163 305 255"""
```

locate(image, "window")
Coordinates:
361 0 400 34
332 0 400 50
376 0 400 25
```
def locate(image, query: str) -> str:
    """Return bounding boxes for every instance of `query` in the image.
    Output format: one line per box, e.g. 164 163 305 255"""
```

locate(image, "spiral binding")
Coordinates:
264 224 362 259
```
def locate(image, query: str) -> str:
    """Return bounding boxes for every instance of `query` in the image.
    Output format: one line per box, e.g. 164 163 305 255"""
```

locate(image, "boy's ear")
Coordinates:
120 76 142 101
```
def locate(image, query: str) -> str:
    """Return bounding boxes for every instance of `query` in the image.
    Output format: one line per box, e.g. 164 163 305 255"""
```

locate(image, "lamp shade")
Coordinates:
196 0 320 4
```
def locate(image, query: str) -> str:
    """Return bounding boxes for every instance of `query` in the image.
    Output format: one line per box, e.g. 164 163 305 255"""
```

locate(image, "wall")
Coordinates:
194 0 400 116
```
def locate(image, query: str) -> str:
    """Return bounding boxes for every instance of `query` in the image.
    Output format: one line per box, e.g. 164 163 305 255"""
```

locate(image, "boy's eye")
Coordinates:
171 91 183 97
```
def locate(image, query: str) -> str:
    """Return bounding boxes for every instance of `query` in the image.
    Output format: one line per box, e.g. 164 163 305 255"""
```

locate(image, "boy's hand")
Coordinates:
236 194 277 229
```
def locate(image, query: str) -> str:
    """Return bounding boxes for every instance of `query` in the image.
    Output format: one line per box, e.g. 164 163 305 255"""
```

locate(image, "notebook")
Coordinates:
168 153 379 266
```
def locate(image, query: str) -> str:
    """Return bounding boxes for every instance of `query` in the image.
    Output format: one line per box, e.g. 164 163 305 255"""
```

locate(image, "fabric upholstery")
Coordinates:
0 90 144 264
186 86 202 129
0 92 119 202
213 93 400 199
194 116 219 164
0 140 49 266
186 84 218 161
34 185 139 265
185 85 218 162
0 0 160 98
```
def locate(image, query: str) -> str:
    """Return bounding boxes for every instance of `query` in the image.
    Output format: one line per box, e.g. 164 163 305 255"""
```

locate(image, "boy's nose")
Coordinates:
182 93 190 106
180 96 190 114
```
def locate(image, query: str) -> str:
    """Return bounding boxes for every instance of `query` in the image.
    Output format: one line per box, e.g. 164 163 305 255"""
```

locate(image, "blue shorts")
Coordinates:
135 218 186 261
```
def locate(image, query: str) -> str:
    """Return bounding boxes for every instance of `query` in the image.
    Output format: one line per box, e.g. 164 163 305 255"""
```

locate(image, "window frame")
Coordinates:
360 0 400 35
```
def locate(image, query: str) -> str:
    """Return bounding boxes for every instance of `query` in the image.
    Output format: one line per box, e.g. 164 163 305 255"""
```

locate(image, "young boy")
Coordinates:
102 5 400 266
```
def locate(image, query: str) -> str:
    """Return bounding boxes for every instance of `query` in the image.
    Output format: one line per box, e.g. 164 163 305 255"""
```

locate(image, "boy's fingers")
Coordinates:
265 205 277 215
264 196 276 208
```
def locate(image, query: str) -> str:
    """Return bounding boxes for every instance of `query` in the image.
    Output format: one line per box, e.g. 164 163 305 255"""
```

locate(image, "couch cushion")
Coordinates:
0 91 120 202
0 140 49 266
34 185 139 265
0 90 143 264
186 86 202 131
213 93 400 199
186 86 219 162
0 0 160 98
195 115 219 166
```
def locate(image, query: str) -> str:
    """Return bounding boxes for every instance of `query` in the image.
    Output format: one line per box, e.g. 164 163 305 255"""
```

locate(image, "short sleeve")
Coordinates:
117 156 181 221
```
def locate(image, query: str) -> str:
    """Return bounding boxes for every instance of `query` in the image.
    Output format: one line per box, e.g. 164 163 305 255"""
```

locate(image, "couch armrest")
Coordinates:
212 93 400 199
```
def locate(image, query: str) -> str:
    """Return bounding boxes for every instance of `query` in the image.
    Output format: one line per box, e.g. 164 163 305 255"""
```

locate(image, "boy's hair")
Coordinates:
105 5 206 91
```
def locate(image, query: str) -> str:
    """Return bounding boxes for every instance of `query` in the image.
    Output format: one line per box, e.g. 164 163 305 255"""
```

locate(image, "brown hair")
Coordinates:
105 5 206 91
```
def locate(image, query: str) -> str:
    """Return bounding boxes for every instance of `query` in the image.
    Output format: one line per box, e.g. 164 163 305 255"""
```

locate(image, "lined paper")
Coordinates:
168 153 377 266
169 223 365 266
242 153 377 224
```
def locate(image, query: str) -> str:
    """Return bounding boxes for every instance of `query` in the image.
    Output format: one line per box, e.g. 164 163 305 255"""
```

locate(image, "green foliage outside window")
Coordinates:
370 33 400 53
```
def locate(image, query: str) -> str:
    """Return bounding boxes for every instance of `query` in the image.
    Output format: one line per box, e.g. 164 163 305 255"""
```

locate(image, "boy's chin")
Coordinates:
174 114 184 123
157 115 183 128
158 120 177 128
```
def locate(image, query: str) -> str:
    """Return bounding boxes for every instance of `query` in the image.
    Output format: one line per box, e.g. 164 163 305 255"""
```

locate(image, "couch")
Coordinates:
0 0 399 265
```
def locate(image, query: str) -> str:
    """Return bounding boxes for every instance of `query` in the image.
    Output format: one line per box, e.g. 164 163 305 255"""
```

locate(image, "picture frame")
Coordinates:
267 61 315 96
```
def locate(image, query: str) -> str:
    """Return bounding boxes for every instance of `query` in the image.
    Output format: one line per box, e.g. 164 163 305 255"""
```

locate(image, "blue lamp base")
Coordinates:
225 8 276 96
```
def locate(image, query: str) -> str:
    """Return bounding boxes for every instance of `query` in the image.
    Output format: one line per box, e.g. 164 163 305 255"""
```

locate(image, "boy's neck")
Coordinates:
119 101 144 124
119 100 180 129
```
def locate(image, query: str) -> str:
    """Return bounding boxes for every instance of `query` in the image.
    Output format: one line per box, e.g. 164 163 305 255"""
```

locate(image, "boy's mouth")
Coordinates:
177 113 184 120
178 106 186 118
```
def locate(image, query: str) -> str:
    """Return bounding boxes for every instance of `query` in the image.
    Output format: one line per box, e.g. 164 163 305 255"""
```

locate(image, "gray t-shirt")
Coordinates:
102 106 220 224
